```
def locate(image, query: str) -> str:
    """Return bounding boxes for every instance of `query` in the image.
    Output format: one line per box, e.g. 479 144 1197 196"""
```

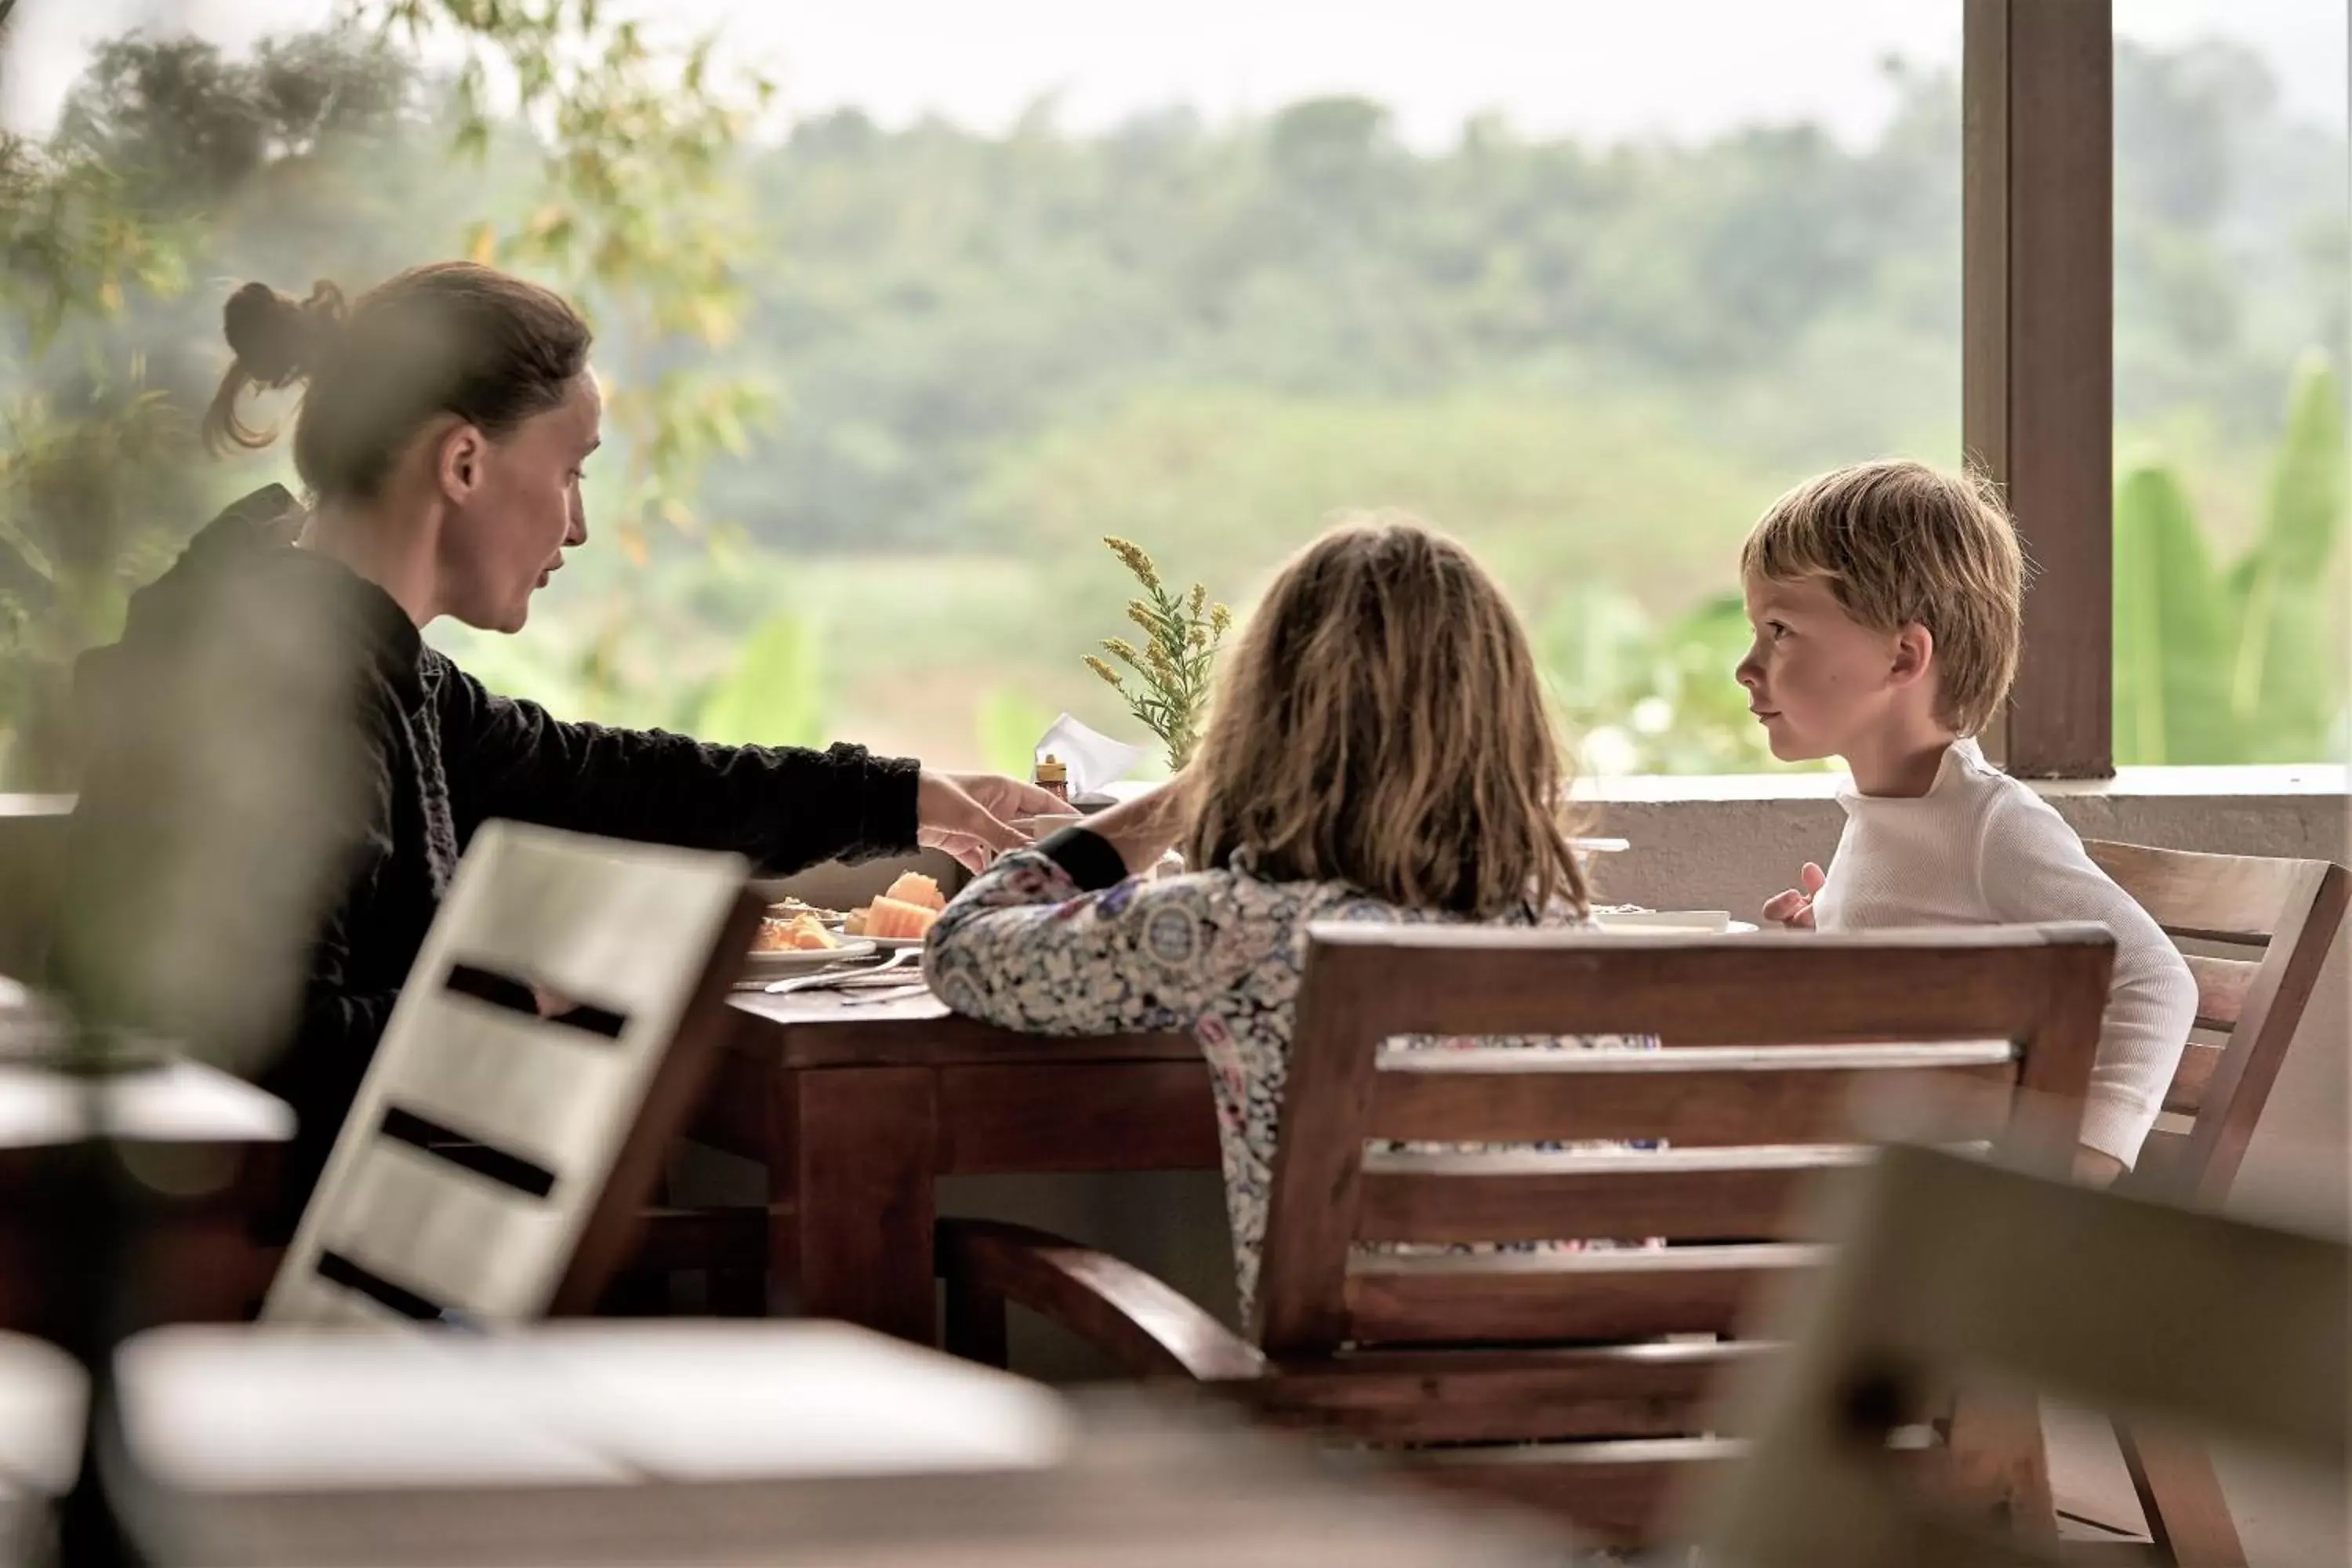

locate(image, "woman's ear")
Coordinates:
434 420 487 501
1889 622 1936 688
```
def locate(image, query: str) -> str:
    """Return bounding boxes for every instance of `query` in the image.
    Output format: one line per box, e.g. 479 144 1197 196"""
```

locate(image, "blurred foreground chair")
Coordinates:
0 1330 85 1562
935 923 2114 1551
264 822 761 1324
2078 839 2347 1563
1691 1141 2347 1568
0 1319 1575 1566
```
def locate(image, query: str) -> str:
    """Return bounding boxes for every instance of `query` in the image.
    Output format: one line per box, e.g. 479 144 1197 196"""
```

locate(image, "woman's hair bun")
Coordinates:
221 279 347 387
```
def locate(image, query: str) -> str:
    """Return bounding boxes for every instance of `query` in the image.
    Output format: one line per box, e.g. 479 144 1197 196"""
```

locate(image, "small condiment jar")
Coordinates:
1034 754 1070 806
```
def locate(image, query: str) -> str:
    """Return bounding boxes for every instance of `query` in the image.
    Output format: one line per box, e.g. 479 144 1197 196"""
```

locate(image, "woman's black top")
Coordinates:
66 485 920 1221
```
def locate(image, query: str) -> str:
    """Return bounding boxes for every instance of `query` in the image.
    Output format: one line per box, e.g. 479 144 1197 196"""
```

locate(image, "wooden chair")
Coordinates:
2083 840 2347 1208
264 822 763 1325
1691 1141 2347 1568
2075 840 2348 1564
935 922 2115 1550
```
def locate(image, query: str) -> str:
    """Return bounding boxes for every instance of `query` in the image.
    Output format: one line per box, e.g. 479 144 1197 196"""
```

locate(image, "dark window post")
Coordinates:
1963 0 2114 778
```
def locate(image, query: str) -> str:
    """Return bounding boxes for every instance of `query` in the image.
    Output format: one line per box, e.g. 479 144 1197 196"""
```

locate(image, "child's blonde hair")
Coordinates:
1184 513 1588 919
1741 459 2026 735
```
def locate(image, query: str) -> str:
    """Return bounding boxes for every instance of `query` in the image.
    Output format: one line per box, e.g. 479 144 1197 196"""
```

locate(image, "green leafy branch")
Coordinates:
0 130 193 357
368 0 781 557
1084 536 1230 770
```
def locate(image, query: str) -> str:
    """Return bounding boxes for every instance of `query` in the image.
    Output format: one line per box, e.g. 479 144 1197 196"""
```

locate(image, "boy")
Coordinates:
1736 459 2194 1183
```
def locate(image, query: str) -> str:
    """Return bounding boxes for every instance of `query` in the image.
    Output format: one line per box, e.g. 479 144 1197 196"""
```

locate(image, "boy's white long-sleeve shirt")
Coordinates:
1812 739 2197 1166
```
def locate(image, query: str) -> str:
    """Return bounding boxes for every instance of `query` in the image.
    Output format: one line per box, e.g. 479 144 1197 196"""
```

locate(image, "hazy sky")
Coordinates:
5 0 2345 144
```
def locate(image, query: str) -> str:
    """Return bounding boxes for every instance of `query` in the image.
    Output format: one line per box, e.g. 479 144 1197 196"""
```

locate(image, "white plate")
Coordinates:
1587 915 1762 936
741 938 877 980
1592 909 1733 932
861 935 928 951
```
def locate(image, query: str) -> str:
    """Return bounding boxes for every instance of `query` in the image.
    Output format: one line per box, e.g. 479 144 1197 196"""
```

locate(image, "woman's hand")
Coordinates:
949 771 1070 826
1087 775 1200 877
916 771 1062 873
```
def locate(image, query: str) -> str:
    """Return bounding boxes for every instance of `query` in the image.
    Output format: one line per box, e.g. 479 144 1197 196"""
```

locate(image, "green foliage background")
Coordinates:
4 19 2345 782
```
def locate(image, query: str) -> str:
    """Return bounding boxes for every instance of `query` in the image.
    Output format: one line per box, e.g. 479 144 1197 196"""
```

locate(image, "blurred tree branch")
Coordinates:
371 0 780 554
2 0 783 781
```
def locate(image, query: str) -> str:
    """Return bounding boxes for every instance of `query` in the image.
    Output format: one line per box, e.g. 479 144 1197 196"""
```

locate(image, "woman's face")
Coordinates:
440 372 601 633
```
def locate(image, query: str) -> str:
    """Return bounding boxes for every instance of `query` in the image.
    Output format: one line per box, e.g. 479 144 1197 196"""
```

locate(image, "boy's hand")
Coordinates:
1762 862 1827 929
2072 1146 2126 1188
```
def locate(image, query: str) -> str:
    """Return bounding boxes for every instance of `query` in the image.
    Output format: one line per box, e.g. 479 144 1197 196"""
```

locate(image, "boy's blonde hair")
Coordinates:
1740 459 2026 735
1184 514 1588 920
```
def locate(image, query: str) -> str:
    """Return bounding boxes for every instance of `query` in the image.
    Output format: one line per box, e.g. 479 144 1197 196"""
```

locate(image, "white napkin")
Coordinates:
1035 713 1146 798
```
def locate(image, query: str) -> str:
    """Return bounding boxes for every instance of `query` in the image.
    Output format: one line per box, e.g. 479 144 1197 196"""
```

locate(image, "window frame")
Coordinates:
1962 0 2115 779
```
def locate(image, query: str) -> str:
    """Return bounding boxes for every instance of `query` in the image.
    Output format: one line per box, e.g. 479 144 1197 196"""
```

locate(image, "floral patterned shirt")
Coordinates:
924 836 1650 1322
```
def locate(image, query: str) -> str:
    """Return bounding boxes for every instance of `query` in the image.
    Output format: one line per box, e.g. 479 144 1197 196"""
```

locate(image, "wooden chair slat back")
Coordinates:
1344 1243 1825 1345
265 822 760 1326
2082 840 2349 1203
1254 924 2114 1356
2180 953 2258 1031
1236 1341 1768 1447
2162 1043 2223 1117
1370 1050 2021 1146
2082 839 2314 942
1290 924 2109 1043
1356 1145 1867 1244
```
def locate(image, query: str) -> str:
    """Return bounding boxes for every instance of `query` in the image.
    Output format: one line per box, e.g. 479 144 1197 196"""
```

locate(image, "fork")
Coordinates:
763 946 920 996
834 979 935 1007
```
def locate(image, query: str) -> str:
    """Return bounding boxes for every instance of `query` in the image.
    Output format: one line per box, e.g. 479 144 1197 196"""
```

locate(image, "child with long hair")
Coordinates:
927 514 1642 1317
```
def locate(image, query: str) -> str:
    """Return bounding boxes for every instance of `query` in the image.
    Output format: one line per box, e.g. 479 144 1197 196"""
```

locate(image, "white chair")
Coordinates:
264 822 762 1325
1690 1142 2348 1567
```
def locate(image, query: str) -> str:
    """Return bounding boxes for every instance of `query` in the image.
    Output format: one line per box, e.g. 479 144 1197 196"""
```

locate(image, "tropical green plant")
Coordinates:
1083 536 1230 770
694 612 824 748
2113 465 2243 764
2114 354 2347 764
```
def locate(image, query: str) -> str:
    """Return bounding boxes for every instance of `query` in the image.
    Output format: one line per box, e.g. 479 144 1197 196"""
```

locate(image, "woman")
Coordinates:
66 261 1058 1215
924 517 1642 1319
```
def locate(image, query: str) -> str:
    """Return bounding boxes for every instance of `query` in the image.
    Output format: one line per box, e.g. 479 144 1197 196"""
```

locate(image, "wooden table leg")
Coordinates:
1944 1390 2056 1538
789 1065 940 1344
2119 1421 2247 1567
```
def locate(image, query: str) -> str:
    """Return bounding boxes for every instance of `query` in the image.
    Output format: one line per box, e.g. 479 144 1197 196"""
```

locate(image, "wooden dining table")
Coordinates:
0 1049 294 1333
703 989 1219 1345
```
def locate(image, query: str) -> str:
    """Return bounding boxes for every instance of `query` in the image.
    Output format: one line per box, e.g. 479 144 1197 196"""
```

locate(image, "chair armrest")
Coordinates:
935 1218 1265 1383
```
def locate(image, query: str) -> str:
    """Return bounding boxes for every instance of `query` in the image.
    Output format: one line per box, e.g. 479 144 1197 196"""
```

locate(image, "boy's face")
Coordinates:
1735 571 1917 762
